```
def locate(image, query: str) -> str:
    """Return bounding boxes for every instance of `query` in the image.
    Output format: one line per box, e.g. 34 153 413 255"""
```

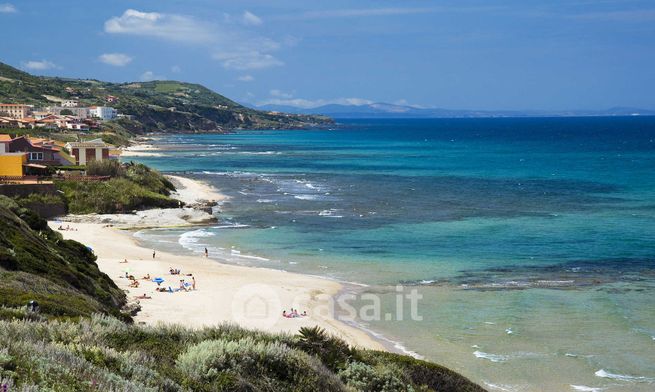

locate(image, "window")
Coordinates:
29 152 43 160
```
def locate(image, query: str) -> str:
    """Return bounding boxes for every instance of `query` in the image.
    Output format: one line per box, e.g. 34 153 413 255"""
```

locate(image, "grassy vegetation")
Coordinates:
0 196 128 320
0 61 332 134
0 315 485 392
55 161 179 214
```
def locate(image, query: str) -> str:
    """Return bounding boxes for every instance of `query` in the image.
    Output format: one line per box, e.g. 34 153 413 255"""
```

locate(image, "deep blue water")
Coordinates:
131 117 655 391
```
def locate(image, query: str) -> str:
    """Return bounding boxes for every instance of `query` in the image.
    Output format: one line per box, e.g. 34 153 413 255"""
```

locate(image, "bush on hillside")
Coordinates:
339 361 412 392
56 177 178 214
86 160 126 177
177 338 344 391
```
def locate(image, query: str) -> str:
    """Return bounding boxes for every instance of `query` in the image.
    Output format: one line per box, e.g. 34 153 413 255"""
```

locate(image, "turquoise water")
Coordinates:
130 117 655 391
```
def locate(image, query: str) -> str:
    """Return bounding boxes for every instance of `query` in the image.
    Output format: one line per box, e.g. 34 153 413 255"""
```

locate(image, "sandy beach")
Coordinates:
49 176 383 351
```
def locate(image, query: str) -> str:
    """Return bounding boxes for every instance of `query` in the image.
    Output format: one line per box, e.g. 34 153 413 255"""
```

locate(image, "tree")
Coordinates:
60 109 74 115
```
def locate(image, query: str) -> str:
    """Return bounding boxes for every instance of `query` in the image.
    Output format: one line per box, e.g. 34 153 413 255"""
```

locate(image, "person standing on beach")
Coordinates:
152 250 156 259
204 247 208 258
192 276 196 290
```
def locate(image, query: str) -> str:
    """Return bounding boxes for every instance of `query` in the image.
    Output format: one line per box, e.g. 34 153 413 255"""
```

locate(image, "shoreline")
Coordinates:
49 175 385 351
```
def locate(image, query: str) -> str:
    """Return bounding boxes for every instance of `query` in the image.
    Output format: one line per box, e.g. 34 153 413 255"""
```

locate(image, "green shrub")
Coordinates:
295 326 353 371
55 161 178 213
56 177 178 214
339 361 413 392
176 337 345 391
86 160 125 177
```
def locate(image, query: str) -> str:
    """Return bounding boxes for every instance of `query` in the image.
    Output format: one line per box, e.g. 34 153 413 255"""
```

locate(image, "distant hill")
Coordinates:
257 102 655 119
0 62 332 134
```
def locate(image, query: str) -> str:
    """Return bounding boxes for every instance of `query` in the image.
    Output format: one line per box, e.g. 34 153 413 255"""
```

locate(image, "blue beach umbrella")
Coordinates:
152 277 165 285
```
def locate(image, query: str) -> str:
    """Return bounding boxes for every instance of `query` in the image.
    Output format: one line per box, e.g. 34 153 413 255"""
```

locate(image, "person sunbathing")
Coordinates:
135 294 152 299
120 259 128 264
129 281 140 288
142 274 151 280
179 280 190 292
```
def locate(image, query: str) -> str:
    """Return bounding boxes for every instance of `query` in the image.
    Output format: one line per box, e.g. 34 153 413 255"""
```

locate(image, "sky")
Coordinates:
1 0 654 111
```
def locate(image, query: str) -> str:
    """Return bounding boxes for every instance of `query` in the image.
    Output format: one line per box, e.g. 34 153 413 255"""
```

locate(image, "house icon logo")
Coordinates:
231 283 281 329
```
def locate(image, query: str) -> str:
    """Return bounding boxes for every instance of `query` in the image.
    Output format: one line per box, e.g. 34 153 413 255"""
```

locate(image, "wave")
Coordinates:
257 199 276 203
178 229 215 251
594 369 655 383
570 386 604 392
294 194 322 200
342 319 424 360
474 350 545 363
234 254 271 262
212 224 250 229
473 351 510 363
483 382 518 392
319 209 344 218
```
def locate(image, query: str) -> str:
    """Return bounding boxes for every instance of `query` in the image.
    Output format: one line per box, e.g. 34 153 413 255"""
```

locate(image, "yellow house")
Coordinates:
0 152 27 176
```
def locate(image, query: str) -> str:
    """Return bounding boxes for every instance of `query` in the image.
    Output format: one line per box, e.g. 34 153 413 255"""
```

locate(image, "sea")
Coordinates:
128 117 655 391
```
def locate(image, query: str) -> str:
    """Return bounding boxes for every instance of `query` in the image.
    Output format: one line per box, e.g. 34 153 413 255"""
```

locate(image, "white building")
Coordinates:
62 99 79 107
65 138 114 165
43 106 90 119
89 106 117 121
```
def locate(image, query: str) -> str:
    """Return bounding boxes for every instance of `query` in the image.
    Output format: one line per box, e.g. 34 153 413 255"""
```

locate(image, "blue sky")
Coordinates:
1 0 654 110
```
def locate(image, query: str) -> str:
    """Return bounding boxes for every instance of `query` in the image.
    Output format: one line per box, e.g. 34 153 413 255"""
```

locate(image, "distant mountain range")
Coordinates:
256 102 655 119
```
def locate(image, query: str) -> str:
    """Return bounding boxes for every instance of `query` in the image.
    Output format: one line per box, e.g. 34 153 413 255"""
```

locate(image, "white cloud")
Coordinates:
212 51 283 70
242 11 262 26
259 97 374 109
105 9 215 43
0 3 16 13
238 75 254 82
105 9 285 70
269 89 293 98
140 70 165 81
98 53 133 66
23 60 57 71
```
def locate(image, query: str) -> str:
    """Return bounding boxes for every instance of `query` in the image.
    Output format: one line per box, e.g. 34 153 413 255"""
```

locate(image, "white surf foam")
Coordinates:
570 385 604 392
595 369 655 383
294 194 321 200
483 382 517 391
212 224 250 229
474 351 509 363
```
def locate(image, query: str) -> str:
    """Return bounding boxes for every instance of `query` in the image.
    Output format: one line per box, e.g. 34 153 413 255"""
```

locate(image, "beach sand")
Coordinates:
49 176 383 350
166 174 228 205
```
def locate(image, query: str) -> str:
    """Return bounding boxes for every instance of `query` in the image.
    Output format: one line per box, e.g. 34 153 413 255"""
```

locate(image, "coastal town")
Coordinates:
0 100 120 180
0 99 120 131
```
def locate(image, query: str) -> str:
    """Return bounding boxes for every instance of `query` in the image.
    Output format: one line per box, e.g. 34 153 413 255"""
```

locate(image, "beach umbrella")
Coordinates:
152 277 165 285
